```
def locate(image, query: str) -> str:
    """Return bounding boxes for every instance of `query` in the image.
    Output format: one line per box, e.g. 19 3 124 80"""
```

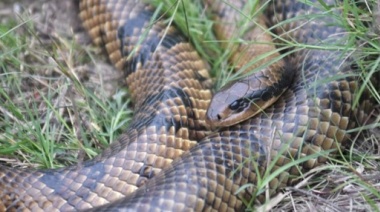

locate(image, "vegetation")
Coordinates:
0 0 379 210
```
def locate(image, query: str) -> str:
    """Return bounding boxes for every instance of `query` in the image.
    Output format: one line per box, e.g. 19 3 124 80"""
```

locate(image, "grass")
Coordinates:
0 1 132 168
0 0 379 211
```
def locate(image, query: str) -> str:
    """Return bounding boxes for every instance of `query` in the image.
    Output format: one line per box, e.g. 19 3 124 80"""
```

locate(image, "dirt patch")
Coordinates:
1 0 123 97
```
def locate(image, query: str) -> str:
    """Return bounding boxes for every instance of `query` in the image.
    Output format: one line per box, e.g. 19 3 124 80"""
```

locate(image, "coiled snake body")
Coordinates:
0 0 375 211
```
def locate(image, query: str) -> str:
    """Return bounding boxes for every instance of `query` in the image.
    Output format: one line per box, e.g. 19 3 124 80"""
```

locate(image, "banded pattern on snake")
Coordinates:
0 0 376 211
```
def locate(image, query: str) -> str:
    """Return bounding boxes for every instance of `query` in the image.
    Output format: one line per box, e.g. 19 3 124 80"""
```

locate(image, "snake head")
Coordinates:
206 74 285 128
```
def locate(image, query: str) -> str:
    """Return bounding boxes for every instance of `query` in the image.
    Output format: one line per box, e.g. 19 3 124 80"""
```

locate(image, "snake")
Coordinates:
0 0 376 211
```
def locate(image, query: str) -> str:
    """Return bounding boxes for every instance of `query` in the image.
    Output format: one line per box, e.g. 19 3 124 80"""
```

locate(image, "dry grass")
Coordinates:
0 0 129 168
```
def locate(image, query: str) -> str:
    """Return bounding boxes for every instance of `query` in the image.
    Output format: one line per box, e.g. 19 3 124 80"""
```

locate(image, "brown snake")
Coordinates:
0 0 376 211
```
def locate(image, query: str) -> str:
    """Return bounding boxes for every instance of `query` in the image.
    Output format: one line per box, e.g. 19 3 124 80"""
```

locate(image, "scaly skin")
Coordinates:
0 0 375 211
89 0 375 210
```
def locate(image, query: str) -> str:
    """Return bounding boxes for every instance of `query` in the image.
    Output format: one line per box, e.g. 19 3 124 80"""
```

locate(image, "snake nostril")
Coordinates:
217 114 222 120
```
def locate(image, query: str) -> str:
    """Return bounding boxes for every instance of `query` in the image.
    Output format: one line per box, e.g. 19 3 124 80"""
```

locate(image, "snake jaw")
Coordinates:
206 95 281 128
206 80 249 127
206 72 288 128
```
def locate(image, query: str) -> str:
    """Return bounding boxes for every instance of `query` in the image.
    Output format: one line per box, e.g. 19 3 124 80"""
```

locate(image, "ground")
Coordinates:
0 0 379 211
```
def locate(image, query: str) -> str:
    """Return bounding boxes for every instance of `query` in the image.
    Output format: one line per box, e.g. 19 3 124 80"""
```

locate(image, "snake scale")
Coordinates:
0 0 375 211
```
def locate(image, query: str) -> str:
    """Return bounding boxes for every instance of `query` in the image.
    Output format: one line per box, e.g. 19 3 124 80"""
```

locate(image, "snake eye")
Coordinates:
229 99 250 112
229 100 240 110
